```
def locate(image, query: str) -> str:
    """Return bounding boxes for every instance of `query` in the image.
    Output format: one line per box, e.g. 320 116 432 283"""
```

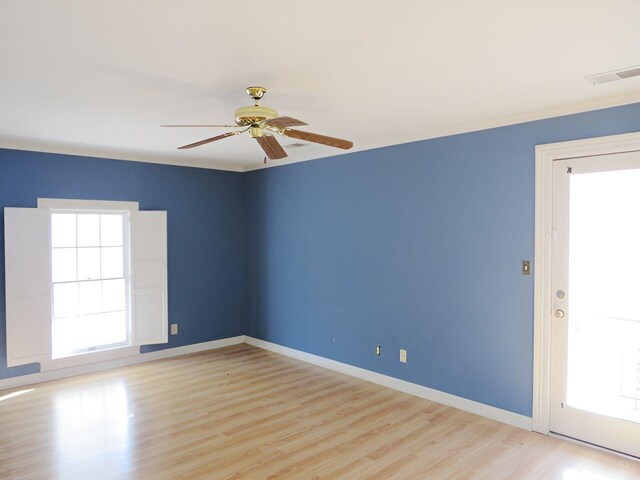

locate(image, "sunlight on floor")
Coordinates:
0 388 34 402
562 467 629 480
53 381 133 479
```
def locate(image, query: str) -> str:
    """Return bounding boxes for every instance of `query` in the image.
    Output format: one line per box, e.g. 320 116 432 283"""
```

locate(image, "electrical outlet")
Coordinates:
170 323 178 335
399 349 407 363
375 345 381 356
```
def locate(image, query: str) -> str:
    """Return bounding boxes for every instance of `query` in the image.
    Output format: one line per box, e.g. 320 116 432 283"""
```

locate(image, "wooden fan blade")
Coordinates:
256 135 288 159
178 131 239 149
262 116 308 129
282 129 353 150
162 124 241 128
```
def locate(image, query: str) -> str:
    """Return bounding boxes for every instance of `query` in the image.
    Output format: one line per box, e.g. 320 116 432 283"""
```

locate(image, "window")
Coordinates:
51 212 130 359
4 199 168 370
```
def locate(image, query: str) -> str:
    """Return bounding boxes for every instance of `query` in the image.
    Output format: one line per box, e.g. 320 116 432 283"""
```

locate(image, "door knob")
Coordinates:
554 309 565 318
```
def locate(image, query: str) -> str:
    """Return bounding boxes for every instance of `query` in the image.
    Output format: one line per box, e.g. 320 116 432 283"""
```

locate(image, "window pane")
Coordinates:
101 247 124 279
78 248 101 280
77 214 100 247
103 279 125 312
53 312 127 357
53 283 79 318
101 214 123 247
52 214 76 248
78 281 102 315
50 208 131 360
52 248 77 282
52 317 83 357
93 311 127 345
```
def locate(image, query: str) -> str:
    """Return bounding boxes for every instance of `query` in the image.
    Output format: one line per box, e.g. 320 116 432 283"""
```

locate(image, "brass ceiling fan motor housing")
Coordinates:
234 105 278 126
234 87 278 126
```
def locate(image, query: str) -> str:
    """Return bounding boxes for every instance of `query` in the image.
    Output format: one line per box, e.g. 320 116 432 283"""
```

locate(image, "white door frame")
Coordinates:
533 130 640 434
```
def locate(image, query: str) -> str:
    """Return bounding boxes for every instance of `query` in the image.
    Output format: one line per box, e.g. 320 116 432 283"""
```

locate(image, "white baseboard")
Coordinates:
0 336 245 391
245 336 533 431
1 334 533 432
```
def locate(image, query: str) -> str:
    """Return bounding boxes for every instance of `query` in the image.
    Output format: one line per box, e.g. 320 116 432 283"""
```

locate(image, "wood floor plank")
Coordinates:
1 344 639 479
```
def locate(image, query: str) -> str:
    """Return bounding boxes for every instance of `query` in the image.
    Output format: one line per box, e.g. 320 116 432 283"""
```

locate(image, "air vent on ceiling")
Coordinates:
585 65 640 85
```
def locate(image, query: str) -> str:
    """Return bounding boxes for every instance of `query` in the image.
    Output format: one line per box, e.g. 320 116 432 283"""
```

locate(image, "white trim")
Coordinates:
533 130 640 434
0 139 246 172
0 336 245 391
245 336 533 431
37 198 139 211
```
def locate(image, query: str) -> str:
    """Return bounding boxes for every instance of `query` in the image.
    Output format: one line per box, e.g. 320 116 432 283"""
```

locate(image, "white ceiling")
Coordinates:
1 1 639 172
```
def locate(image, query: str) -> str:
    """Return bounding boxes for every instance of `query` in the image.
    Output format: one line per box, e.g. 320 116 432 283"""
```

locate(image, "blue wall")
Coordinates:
245 102 640 417
3 103 640 415
0 149 247 380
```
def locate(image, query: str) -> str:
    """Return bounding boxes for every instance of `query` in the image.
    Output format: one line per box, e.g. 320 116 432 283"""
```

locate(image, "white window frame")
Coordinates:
49 208 132 358
38 199 141 371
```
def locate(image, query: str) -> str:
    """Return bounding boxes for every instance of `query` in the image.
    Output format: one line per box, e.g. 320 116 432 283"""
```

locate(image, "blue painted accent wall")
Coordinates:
245 102 640 417
2 103 640 415
0 149 247 380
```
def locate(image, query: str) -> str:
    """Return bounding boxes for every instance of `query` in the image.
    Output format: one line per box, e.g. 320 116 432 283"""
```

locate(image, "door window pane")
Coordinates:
568 169 640 424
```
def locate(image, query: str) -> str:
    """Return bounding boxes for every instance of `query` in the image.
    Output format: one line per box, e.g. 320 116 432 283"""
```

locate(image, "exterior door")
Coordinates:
550 150 640 458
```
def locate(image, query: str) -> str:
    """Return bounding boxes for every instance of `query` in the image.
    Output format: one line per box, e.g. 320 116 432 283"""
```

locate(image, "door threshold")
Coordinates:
549 432 640 463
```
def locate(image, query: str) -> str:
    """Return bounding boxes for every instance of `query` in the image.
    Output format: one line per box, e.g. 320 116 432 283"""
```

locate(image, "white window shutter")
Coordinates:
4 207 52 367
130 211 168 346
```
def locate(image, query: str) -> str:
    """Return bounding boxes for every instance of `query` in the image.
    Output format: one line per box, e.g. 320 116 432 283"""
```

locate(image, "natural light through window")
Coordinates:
0 389 35 402
51 212 130 359
567 168 640 424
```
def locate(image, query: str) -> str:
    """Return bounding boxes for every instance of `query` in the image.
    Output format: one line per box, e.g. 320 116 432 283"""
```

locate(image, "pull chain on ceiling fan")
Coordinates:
162 87 353 161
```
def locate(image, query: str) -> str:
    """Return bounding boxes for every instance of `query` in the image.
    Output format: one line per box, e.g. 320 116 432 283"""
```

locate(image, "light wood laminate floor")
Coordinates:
1 344 639 479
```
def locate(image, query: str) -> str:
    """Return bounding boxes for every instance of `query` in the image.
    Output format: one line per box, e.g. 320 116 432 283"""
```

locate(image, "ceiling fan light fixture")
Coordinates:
249 126 265 138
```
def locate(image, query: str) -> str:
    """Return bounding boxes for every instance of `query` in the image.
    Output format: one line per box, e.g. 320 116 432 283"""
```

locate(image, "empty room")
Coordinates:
1 1 640 478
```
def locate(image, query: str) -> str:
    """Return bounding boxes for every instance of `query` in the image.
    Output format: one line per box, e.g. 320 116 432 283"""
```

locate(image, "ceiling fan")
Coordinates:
162 87 353 161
